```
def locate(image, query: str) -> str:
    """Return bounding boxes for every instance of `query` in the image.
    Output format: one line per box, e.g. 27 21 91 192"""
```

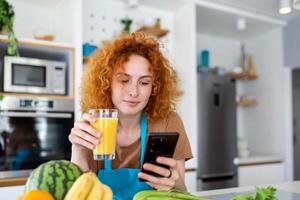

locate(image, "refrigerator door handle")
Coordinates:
200 172 235 181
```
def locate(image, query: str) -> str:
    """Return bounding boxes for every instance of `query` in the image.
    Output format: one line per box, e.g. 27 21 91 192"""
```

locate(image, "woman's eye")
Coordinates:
120 79 129 83
140 81 150 86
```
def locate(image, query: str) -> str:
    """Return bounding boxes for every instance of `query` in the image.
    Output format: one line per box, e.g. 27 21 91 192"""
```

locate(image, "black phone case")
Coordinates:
139 132 179 181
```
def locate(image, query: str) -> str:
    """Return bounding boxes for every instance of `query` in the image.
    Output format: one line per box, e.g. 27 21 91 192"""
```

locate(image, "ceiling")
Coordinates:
209 0 300 21
196 0 300 40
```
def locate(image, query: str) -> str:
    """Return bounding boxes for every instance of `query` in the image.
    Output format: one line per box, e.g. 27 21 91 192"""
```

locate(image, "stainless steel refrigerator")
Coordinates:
197 72 238 191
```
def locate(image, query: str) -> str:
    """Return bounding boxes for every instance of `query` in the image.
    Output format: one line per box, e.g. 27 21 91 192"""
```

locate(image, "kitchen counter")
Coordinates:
234 156 283 166
0 168 196 187
0 170 31 187
193 181 300 199
0 177 27 187
1 181 300 199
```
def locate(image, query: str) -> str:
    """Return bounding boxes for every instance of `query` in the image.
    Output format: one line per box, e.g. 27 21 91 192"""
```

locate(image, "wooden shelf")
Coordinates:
226 72 258 80
0 34 75 50
0 177 27 187
237 99 258 107
136 26 169 38
83 56 90 64
0 92 74 100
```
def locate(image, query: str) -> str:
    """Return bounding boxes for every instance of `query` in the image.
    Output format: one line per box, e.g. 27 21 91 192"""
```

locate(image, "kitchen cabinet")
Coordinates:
0 185 24 200
185 170 197 192
283 14 300 68
238 163 284 186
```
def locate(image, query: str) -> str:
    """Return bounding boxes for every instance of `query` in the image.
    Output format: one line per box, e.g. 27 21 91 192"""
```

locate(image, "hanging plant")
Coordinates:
0 0 19 56
0 94 4 110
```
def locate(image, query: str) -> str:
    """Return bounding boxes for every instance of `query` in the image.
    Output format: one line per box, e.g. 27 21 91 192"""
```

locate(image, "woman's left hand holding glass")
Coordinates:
138 157 180 191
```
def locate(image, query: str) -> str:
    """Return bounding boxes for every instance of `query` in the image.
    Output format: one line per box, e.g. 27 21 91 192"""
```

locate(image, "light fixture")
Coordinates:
128 0 138 8
294 0 300 10
237 17 247 31
279 0 292 14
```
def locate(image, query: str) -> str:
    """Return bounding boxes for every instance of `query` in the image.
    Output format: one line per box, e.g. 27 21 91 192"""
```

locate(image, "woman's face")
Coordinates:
111 54 153 117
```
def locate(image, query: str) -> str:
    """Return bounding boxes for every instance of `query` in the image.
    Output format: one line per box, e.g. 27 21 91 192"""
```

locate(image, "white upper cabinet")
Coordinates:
7 0 81 46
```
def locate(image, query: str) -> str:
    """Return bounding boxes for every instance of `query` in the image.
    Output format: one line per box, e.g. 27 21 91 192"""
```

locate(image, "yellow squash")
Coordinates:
64 172 113 200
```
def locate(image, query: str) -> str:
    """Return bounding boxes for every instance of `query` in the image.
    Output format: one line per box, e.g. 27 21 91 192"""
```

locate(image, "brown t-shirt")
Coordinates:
83 111 193 172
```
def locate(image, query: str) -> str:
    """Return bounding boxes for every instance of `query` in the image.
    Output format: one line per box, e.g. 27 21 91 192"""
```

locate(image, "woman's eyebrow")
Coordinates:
116 73 152 79
140 75 152 79
115 73 129 77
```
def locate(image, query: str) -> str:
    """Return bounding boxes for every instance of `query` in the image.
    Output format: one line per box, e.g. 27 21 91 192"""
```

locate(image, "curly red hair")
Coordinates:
81 32 182 120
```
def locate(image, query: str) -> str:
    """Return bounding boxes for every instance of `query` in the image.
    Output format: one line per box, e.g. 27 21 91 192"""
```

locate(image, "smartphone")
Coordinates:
139 132 179 181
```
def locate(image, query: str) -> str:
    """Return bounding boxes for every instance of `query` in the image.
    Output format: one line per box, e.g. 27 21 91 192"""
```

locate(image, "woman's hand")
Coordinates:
138 157 185 191
68 113 101 150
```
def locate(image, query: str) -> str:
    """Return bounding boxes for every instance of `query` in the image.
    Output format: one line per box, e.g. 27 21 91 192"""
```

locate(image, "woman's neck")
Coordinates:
118 112 142 134
117 112 142 147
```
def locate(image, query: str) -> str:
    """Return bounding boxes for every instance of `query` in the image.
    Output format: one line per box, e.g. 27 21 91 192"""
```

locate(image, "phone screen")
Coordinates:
139 132 179 181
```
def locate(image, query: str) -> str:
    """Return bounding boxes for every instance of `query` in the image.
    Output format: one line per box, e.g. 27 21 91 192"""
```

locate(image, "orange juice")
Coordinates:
91 117 118 157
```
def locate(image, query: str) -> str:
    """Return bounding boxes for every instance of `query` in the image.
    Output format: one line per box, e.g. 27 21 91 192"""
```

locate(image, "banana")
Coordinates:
64 172 94 199
64 172 112 200
101 184 113 200
86 173 103 200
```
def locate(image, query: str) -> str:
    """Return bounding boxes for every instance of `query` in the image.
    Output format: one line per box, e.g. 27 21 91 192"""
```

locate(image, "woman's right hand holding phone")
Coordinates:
69 113 101 150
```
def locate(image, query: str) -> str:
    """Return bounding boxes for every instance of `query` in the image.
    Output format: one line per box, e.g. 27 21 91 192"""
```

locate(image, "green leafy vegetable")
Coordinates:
0 0 19 56
255 187 277 200
230 187 277 200
231 193 254 200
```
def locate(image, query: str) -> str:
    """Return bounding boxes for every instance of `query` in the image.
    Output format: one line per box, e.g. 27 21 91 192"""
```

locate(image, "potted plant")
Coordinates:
0 0 19 56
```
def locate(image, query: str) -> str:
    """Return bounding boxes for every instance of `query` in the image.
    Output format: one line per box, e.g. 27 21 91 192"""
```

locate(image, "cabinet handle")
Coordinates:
0 111 72 118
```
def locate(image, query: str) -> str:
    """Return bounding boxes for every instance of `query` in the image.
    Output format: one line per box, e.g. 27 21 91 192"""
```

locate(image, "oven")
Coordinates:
0 96 74 178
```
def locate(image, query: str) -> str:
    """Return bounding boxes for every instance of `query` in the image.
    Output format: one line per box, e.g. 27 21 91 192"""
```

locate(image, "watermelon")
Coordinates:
25 160 82 200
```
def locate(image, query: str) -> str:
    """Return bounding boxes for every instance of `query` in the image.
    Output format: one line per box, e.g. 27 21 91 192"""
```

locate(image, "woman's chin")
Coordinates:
118 107 143 116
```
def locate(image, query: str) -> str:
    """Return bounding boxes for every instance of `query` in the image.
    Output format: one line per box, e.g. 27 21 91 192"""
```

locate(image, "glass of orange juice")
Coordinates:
89 109 118 160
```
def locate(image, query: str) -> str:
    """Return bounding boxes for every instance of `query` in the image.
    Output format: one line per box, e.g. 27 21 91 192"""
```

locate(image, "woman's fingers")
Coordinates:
142 163 171 178
74 121 100 138
73 127 99 144
139 157 181 191
69 131 94 150
138 172 175 187
82 113 97 123
147 182 172 191
156 157 177 168
68 114 101 150
142 157 177 178
69 127 99 149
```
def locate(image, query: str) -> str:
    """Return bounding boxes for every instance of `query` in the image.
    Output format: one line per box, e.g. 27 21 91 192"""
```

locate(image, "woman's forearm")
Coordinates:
71 144 90 172
174 160 187 191
174 173 187 191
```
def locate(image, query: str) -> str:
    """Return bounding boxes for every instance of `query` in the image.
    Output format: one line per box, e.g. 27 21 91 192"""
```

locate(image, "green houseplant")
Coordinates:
0 0 19 56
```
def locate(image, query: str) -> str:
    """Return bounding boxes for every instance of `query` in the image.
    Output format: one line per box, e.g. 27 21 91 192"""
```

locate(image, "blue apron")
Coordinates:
97 113 153 200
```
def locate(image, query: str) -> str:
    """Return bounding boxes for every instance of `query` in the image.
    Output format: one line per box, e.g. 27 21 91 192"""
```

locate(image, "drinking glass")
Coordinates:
89 109 118 160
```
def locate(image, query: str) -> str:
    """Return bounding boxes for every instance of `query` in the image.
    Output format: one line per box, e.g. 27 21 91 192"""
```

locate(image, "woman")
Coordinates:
69 32 193 200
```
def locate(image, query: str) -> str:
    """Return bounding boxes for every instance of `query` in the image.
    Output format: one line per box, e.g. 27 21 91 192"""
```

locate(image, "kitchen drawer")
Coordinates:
238 163 284 186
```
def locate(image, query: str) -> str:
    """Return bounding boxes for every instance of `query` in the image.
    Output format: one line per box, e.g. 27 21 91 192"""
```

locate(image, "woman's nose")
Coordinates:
128 84 139 97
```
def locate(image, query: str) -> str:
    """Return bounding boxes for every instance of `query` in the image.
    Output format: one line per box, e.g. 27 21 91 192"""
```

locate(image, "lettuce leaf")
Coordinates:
255 186 277 200
230 186 277 200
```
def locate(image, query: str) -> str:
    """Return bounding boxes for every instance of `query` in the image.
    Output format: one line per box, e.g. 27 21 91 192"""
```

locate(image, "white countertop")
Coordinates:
234 156 283 166
2 181 300 199
192 181 300 198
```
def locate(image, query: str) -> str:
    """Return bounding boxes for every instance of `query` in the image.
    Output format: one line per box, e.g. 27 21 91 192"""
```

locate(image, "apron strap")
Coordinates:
103 112 148 170
104 159 112 170
140 112 147 165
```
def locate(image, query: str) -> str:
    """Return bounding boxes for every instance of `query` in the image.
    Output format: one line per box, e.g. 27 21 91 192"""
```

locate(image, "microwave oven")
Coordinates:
3 56 67 95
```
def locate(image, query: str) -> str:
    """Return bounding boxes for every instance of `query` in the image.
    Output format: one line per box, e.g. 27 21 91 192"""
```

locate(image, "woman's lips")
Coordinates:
124 100 140 107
